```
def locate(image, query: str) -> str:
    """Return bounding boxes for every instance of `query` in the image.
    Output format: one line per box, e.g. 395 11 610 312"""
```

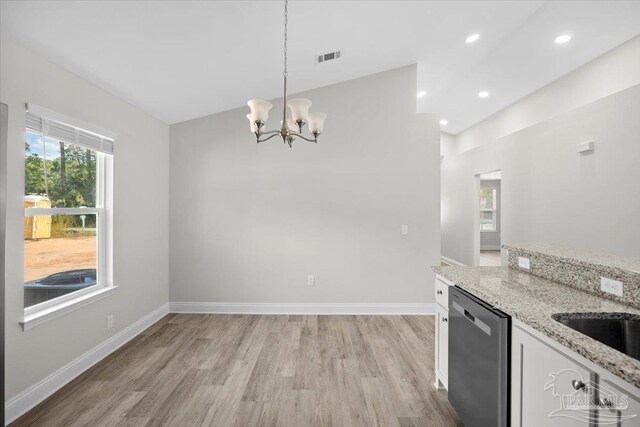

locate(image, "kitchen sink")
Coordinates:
552 313 640 361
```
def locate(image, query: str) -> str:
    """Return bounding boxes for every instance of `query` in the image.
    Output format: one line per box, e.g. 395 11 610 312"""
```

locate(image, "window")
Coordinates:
480 187 497 232
24 105 113 314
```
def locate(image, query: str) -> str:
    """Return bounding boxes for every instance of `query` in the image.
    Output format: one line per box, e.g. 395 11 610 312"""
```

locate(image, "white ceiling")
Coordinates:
1 1 639 132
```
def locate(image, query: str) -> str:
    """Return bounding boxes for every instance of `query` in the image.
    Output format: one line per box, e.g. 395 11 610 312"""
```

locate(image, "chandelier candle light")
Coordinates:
246 0 326 147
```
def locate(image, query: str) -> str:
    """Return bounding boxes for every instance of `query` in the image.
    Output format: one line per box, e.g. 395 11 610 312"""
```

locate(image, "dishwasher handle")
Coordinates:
464 309 475 322
452 300 492 336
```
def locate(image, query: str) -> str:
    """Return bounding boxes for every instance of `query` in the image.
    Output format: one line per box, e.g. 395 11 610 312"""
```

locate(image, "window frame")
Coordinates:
23 132 114 321
479 187 497 232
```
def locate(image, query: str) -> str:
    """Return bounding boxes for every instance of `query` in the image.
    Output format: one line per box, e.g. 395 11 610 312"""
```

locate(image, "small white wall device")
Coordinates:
576 141 594 153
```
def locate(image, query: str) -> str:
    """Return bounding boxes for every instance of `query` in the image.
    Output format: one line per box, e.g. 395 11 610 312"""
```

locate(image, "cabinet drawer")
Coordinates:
435 278 449 308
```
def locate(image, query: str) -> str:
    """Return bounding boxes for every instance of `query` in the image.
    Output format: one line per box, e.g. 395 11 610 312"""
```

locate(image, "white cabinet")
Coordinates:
434 276 451 390
512 324 596 427
598 379 640 426
435 304 449 388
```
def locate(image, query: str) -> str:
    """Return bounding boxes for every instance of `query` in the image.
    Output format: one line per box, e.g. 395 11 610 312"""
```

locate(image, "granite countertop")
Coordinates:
432 265 640 388
504 243 640 274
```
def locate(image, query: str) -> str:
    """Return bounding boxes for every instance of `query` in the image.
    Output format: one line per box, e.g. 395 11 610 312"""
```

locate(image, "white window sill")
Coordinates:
20 286 118 331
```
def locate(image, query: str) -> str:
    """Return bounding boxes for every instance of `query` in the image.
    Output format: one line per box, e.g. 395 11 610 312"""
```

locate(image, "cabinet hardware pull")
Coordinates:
442 317 448 322
600 398 614 408
572 380 586 391
437 290 442 295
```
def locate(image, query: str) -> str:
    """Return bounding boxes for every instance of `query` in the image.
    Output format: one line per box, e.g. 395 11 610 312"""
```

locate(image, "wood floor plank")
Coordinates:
10 314 462 427
292 323 318 391
361 377 402 427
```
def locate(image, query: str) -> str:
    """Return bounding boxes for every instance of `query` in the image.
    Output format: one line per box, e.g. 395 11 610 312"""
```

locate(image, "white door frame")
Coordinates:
474 169 502 266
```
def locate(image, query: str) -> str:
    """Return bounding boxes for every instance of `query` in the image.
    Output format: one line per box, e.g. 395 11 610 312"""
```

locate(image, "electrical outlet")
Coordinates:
307 275 315 286
401 224 408 235
107 314 114 330
518 257 530 270
601 277 623 297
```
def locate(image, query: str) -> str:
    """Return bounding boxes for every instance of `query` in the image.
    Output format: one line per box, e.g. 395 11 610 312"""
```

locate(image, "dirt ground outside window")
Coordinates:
24 236 97 282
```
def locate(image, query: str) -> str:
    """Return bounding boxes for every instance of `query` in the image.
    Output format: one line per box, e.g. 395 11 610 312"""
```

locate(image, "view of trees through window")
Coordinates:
25 132 97 208
24 131 97 308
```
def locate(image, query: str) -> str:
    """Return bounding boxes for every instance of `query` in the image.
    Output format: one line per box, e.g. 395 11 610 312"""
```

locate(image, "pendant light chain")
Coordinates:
283 0 288 77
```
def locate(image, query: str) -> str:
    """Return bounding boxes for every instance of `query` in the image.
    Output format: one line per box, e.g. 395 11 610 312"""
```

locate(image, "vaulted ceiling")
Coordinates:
2 1 639 132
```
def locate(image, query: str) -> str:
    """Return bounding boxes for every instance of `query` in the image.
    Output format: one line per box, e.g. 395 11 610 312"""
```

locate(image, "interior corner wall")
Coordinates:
1 38 170 403
441 84 640 266
169 65 441 305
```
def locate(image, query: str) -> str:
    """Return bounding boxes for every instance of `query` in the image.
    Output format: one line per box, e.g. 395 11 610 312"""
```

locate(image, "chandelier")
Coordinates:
246 0 326 147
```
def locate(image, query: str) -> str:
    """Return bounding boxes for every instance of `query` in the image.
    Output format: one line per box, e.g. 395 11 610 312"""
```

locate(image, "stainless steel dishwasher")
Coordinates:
449 286 511 427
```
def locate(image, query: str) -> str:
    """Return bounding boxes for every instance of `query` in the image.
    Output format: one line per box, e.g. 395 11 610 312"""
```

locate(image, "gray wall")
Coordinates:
442 36 640 266
1 38 170 400
453 36 640 155
170 65 441 304
442 84 640 265
480 179 501 250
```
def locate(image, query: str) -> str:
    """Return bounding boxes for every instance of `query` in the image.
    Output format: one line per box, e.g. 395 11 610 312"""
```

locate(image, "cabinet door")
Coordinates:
436 304 449 387
512 326 596 427
599 379 640 426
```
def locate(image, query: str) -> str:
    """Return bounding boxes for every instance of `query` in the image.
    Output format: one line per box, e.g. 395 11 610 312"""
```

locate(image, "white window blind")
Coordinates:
25 105 114 155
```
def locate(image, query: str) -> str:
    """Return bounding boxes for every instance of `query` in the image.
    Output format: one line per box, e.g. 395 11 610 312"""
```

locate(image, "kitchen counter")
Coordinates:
432 265 640 388
505 243 640 274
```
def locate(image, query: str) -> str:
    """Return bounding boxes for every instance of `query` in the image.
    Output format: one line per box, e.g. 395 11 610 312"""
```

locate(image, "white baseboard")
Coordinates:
480 246 501 251
4 303 170 425
170 302 435 315
441 256 466 266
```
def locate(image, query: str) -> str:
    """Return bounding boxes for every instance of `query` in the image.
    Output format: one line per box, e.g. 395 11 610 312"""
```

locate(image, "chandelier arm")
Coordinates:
256 133 282 144
289 133 317 143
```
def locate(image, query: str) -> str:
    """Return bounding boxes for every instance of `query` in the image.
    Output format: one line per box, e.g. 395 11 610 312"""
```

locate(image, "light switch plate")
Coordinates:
518 257 530 270
307 275 315 286
107 314 114 330
601 277 623 297
401 224 408 235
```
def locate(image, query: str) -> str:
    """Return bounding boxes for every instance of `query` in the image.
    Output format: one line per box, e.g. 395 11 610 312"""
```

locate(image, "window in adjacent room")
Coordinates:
479 187 497 232
23 105 114 312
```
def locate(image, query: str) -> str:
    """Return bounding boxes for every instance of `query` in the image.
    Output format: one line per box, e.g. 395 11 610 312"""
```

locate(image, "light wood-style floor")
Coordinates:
480 250 502 266
11 314 462 427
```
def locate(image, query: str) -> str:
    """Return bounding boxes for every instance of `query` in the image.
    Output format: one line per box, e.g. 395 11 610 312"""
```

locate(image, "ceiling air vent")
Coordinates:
316 50 341 64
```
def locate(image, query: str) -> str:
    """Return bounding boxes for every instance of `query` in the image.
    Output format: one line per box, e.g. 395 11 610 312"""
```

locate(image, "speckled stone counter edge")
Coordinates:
505 246 640 309
432 265 640 388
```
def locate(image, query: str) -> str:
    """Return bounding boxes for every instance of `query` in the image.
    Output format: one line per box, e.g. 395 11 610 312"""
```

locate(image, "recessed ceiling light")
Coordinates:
465 33 480 44
416 90 427 98
478 91 490 98
555 34 572 44
440 119 448 126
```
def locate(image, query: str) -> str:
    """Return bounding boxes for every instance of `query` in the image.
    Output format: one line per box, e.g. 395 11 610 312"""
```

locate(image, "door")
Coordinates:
436 304 449 387
512 326 596 427
598 379 640 426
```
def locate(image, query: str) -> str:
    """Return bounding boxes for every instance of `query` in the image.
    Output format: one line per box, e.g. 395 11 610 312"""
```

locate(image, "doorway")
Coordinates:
475 170 501 266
